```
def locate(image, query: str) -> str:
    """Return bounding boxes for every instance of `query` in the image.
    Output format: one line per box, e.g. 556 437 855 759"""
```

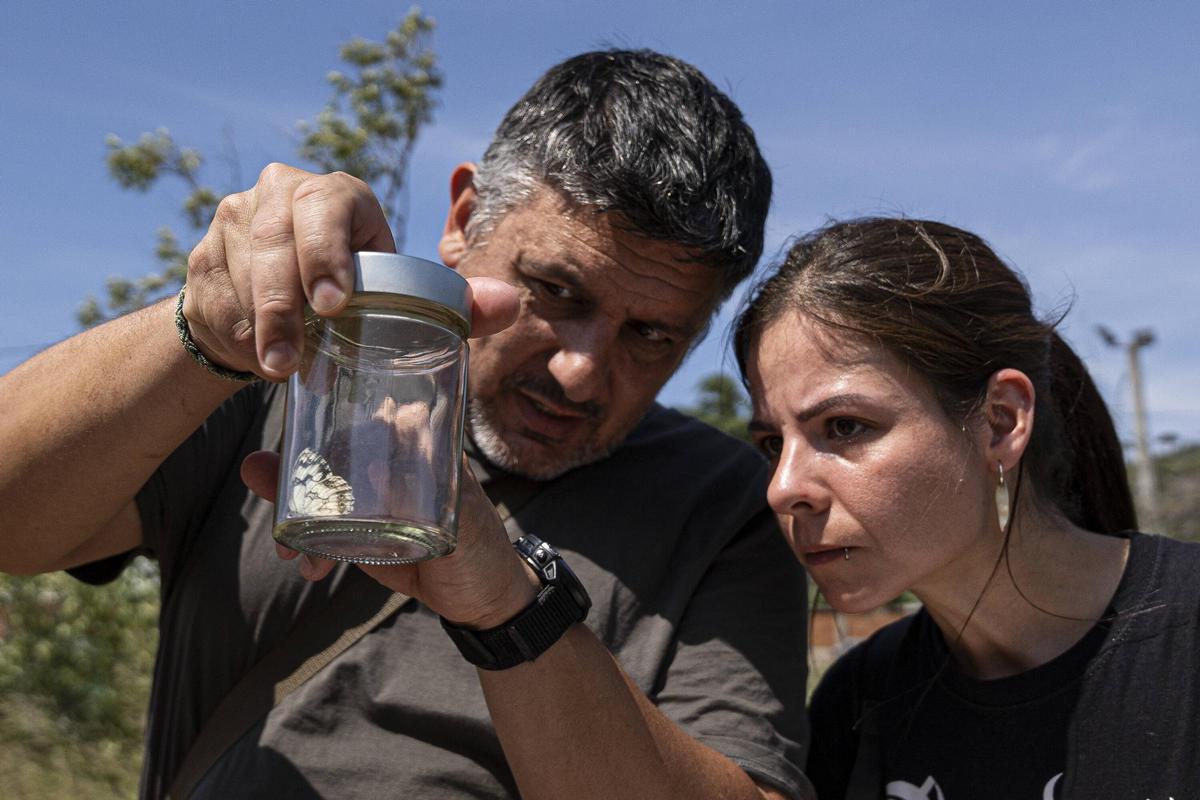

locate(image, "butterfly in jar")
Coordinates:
288 448 355 516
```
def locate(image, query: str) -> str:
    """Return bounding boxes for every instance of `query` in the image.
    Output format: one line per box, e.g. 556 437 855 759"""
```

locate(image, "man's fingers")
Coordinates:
248 164 308 379
277 544 336 582
241 449 281 502
293 172 396 317
465 278 520 338
184 195 259 370
276 542 300 561
299 555 338 582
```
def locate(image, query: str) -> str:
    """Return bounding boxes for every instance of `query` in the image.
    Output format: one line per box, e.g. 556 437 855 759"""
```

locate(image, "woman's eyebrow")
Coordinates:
749 394 875 433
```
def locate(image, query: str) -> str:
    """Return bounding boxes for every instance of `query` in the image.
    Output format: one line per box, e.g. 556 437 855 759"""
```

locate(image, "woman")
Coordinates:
734 218 1200 799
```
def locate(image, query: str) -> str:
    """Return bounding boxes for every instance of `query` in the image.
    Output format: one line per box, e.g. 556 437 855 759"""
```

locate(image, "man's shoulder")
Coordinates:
544 404 770 535
622 403 766 471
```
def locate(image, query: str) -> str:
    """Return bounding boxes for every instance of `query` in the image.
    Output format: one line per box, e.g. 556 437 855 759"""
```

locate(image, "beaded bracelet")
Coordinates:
174 285 260 382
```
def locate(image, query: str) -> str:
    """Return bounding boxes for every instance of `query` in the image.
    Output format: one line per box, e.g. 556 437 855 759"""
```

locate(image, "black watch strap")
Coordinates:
441 536 591 671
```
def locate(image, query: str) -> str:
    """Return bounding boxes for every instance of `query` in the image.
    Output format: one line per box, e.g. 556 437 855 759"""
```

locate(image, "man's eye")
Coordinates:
531 279 573 301
827 418 868 440
756 435 783 458
629 321 669 343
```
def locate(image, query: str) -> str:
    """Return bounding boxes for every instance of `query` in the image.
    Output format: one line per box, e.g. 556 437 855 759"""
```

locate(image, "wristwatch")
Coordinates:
441 535 592 670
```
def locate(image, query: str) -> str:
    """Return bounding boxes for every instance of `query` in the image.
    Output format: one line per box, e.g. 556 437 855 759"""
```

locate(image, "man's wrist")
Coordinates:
175 285 260 383
459 558 542 631
441 536 592 671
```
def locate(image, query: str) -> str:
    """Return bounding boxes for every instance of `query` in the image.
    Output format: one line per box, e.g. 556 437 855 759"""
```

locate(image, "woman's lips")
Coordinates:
803 547 852 568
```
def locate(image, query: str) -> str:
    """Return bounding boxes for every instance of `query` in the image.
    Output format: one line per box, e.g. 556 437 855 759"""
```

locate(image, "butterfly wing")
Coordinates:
289 448 355 516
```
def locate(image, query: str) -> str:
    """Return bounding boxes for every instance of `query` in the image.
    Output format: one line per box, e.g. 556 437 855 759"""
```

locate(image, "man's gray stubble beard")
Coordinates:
466 397 613 482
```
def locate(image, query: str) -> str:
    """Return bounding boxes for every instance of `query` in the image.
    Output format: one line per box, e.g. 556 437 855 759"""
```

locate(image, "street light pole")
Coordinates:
1097 326 1160 529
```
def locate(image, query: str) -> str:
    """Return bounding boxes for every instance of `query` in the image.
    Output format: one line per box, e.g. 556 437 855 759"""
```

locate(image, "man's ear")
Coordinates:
982 368 1037 473
439 163 479 268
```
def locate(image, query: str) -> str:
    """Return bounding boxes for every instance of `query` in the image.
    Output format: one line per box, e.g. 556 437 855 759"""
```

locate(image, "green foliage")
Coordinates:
678 373 753 442
0 697 138 799
1154 443 1200 541
0 558 159 795
298 7 441 248
79 7 441 328
33 10 444 792
78 131 217 327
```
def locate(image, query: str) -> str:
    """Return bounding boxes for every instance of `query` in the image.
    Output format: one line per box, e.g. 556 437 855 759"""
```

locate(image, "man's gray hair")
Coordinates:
466 49 772 299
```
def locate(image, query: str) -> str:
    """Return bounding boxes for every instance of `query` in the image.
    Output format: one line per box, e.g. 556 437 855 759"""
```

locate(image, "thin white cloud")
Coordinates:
1036 125 1125 192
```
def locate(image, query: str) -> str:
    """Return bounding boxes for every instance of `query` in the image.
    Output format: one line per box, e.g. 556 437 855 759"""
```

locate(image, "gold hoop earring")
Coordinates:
995 461 1010 531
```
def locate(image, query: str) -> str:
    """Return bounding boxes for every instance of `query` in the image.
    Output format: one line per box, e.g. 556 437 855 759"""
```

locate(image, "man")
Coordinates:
0 50 811 799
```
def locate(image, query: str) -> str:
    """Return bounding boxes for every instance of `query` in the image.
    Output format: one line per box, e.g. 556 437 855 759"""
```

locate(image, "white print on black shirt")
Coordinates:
885 772 1065 799
886 777 944 800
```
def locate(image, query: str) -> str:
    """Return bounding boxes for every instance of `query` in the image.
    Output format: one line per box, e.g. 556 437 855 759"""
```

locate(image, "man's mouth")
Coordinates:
514 388 593 442
522 390 589 420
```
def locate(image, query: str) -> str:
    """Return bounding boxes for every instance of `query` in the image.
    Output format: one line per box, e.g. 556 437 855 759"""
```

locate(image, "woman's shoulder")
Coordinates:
1124 531 1200 593
1129 529 1200 554
1107 531 1200 642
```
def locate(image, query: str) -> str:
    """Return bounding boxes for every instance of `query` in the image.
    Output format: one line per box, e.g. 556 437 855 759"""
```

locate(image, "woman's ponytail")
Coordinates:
1048 332 1138 534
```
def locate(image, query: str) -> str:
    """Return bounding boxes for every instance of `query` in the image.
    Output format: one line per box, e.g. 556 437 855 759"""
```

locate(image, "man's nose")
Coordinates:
546 320 614 405
766 440 832 519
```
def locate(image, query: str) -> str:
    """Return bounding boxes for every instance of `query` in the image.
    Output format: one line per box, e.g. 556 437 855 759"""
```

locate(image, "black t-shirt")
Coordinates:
808 532 1200 800
78 383 815 799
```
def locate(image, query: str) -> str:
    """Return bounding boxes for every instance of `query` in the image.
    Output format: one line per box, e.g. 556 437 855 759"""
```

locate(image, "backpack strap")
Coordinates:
166 575 409 799
844 614 915 800
167 464 545 799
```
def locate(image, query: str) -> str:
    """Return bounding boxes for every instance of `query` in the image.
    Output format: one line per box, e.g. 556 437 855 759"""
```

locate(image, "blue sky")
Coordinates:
3 1 1197 447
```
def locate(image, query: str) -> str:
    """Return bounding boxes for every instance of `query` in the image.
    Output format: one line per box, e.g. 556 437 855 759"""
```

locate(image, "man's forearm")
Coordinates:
0 297 240 574
480 624 788 800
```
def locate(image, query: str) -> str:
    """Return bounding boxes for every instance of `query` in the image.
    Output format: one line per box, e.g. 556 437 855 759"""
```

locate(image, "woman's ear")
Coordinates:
438 163 479 267
983 368 1037 471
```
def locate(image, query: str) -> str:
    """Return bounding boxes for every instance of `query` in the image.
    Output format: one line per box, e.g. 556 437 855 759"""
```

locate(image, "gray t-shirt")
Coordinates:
100 383 811 799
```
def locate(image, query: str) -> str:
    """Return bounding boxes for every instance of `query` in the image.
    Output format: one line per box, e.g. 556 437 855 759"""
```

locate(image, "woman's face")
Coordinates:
746 311 995 613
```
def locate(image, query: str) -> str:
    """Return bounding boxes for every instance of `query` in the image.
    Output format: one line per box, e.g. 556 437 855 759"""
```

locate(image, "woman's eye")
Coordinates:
827 418 868 440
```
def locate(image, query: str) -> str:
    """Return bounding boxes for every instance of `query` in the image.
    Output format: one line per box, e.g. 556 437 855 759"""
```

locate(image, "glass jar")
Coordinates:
274 252 471 564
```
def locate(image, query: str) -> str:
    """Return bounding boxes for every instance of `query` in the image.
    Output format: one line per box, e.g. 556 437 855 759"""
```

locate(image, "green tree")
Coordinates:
679 373 753 442
78 7 441 328
0 558 160 798
76 130 214 327
298 9 441 248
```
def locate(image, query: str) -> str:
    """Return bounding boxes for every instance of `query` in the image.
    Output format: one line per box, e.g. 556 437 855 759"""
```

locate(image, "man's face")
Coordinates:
445 190 723 480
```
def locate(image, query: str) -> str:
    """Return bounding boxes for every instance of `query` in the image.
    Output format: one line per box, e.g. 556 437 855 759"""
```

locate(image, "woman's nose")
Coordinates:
766 441 831 518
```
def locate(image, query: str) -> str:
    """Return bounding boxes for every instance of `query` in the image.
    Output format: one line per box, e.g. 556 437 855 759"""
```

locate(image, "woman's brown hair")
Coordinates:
734 217 1136 534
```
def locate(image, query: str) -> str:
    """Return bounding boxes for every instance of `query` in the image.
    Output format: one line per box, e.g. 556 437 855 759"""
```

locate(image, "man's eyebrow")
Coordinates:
515 255 584 289
747 418 775 434
748 393 875 432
